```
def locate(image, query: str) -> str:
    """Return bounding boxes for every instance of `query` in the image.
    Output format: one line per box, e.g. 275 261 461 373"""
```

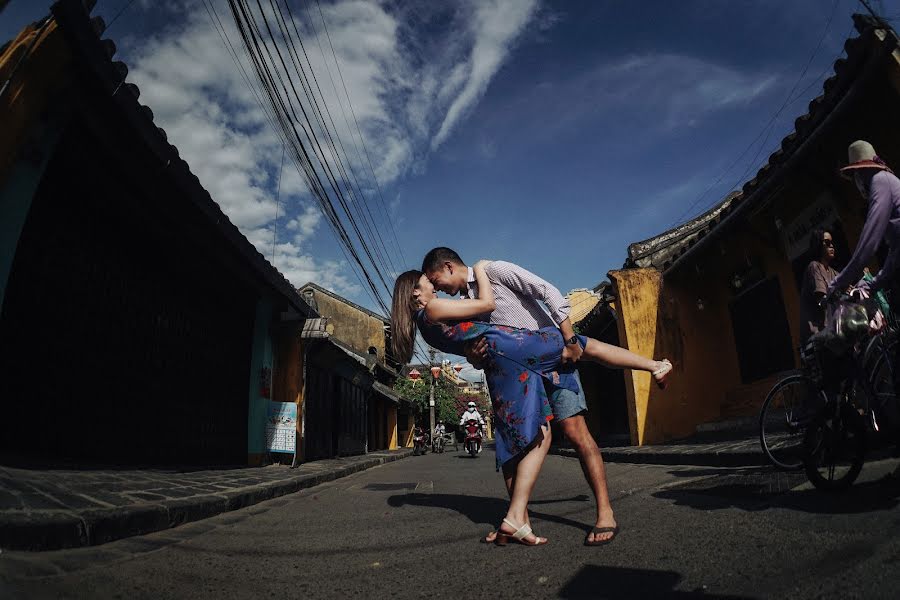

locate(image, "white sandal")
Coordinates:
652 359 672 389
495 518 548 546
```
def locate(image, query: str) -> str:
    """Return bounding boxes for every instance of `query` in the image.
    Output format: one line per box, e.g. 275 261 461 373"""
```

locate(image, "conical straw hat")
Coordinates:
840 140 891 176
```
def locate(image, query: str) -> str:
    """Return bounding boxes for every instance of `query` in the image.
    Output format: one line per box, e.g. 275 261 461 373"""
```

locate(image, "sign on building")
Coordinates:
266 402 297 454
781 192 840 260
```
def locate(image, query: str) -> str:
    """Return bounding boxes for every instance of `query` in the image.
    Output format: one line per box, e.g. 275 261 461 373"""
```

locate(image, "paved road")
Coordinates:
3 447 900 599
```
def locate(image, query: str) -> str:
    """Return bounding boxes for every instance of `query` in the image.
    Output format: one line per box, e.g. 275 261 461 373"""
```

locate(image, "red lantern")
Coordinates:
430 366 441 379
408 368 421 381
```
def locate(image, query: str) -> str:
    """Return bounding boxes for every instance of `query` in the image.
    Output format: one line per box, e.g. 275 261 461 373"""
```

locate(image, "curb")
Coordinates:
550 445 766 468
0 449 412 552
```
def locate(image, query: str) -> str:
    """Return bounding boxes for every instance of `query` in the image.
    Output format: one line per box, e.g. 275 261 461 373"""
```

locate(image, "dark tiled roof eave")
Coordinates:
48 0 313 318
626 14 898 276
625 192 741 270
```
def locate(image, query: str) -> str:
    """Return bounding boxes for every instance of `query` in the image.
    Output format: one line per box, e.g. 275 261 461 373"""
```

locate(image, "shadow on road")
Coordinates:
387 492 591 532
559 565 754 599
653 466 900 514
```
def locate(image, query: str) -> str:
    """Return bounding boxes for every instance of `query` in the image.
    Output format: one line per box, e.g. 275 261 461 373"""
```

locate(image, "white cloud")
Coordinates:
515 52 779 145
431 0 539 149
122 0 542 305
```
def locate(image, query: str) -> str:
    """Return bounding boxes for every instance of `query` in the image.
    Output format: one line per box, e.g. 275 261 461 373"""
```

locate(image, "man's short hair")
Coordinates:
421 247 464 273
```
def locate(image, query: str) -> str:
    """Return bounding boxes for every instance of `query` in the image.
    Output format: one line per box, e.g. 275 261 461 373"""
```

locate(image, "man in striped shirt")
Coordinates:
421 247 618 545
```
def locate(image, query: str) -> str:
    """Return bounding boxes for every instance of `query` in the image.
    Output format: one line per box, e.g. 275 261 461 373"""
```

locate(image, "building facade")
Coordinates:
0 1 313 466
297 283 402 459
607 14 900 445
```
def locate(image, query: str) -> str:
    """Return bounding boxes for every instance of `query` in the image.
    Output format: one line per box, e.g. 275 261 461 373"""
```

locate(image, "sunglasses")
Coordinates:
822 239 834 247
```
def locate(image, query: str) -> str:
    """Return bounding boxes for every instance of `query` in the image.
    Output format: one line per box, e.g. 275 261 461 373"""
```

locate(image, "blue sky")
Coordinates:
4 0 900 372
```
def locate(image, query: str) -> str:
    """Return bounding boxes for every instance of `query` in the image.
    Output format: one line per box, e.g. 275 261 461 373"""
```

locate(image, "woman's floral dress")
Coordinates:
416 310 586 470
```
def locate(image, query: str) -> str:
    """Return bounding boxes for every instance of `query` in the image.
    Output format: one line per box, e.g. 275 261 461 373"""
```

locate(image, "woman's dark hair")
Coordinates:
806 228 832 262
390 270 423 364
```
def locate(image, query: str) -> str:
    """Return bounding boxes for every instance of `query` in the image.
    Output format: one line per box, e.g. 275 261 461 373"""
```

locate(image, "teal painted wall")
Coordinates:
0 128 60 313
247 297 274 455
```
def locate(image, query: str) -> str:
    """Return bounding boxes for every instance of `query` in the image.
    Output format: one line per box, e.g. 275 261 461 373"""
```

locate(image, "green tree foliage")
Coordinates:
394 375 490 428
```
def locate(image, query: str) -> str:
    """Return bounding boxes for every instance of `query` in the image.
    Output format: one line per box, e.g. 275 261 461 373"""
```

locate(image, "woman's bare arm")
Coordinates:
425 261 495 321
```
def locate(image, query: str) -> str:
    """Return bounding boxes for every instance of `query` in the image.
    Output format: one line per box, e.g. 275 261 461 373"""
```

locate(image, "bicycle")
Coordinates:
759 295 897 472
801 295 898 490
758 358 824 470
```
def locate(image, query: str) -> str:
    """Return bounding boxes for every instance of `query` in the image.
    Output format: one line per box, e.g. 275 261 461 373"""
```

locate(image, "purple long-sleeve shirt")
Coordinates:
829 170 900 294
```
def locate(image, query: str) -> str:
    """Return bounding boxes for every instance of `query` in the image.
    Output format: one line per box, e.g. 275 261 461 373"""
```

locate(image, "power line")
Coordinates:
107 0 138 30
226 0 399 319
205 0 395 318
313 0 407 268
671 0 844 226
271 143 285 265
270 0 400 277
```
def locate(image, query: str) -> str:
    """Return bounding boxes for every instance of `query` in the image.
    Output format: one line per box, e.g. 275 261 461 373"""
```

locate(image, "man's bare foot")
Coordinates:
585 517 618 544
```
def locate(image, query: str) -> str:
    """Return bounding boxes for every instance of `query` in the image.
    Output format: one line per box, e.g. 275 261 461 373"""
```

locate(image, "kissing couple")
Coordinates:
391 248 672 546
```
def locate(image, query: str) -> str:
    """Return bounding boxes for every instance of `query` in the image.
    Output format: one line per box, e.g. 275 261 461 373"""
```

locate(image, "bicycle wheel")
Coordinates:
867 339 898 431
803 402 866 491
760 374 823 470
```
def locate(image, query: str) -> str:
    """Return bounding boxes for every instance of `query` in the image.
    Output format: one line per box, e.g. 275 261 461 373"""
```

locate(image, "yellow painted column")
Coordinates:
404 413 415 447
387 405 398 449
608 268 662 446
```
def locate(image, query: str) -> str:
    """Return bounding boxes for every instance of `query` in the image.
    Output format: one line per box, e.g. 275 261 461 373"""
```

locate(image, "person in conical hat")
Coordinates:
828 140 900 447
827 140 899 296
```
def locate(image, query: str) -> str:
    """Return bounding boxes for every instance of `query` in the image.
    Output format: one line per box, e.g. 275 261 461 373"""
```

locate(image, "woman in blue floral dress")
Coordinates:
391 262 671 546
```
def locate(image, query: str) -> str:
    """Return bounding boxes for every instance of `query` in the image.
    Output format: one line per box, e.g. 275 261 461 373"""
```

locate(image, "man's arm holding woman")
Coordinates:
485 261 583 364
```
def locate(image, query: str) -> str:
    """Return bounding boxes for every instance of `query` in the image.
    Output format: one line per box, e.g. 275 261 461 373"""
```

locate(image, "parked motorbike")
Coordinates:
412 427 427 456
464 419 482 458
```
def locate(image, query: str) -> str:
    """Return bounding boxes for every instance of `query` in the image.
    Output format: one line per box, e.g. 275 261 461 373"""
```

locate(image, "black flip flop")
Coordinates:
584 525 619 546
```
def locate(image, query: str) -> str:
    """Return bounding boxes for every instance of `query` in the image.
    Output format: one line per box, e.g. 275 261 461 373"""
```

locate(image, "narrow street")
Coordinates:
4 449 900 599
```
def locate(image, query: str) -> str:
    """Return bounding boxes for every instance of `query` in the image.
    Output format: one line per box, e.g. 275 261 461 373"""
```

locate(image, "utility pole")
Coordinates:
428 348 436 439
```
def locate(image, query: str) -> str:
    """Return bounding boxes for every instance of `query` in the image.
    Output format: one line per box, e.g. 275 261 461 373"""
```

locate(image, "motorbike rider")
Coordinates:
459 401 485 453
431 421 447 447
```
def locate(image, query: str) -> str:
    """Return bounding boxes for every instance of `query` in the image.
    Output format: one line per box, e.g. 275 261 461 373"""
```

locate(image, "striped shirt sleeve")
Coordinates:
485 260 571 325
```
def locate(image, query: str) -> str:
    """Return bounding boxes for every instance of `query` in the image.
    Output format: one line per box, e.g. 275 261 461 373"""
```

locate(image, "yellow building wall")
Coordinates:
608 269 658 446
614 179 888 445
273 327 304 462
388 405 398 449
305 291 387 361
607 40 900 444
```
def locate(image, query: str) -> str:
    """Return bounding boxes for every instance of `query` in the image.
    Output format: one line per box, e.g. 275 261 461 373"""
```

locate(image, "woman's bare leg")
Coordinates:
483 463 520 543
497 424 552 543
582 337 668 382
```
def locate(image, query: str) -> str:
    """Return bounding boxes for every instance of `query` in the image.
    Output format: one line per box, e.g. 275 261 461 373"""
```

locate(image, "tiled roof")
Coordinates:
298 282 388 323
626 14 898 274
625 192 741 270
46 0 313 317
372 381 401 404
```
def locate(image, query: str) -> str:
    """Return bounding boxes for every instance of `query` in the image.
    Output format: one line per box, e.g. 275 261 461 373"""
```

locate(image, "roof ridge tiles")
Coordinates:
48 0 311 315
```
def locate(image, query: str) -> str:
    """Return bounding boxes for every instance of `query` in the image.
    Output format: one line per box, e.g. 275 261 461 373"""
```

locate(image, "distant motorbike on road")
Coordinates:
432 431 445 453
412 426 428 456
463 419 482 458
